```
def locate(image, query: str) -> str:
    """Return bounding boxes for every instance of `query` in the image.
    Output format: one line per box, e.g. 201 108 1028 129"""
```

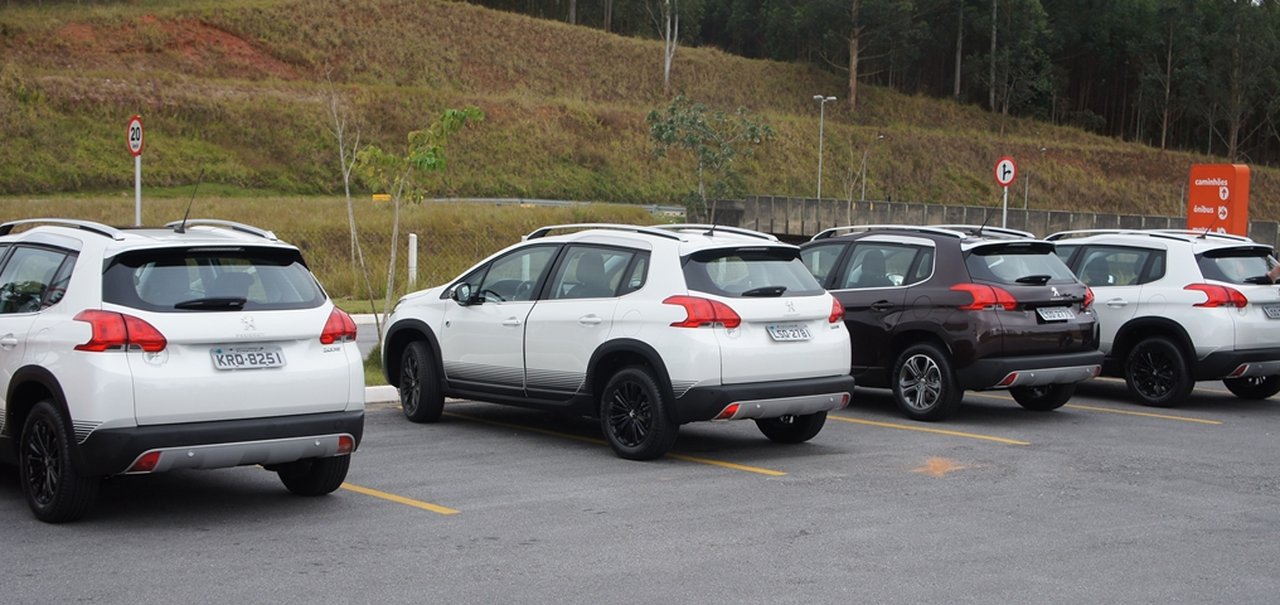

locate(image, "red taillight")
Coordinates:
828 298 845 324
950 284 1017 311
336 435 355 455
128 451 161 473
320 307 358 344
714 403 741 420
663 295 742 329
73 310 167 352
1185 284 1248 309
1082 287 1095 311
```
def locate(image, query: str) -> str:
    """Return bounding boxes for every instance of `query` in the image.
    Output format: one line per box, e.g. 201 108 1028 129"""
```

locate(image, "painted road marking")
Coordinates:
444 412 786 477
828 414 1030 446
969 391 1222 425
341 483 459 515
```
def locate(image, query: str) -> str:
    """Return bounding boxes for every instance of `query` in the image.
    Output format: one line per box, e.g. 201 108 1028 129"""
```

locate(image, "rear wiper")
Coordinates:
1244 275 1273 285
741 286 787 297
174 297 247 310
1015 275 1051 285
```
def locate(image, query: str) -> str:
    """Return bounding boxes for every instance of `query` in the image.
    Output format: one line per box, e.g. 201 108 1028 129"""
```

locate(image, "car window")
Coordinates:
1054 244 1077 265
476 246 555 302
0 246 72 314
840 243 920 289
1198 248 1276 285
42 255 75 309
682 247 823 298
800 243 845 286
549 246 636 300
907 248 934 285
1074 246 1154 287
103 247 326 312
965 242 1078 285
619 254 649 296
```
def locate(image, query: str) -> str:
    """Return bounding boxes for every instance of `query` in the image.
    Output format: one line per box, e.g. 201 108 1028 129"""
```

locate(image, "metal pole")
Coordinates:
134 155 142 226
1002 186 1009 228
859 149 869 203
1024 170 1029 209
816 102 826 200
408 233 418 289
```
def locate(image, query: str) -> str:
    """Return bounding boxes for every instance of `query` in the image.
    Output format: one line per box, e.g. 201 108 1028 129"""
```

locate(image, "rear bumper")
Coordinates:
1194 347 1280 380
961 351 1103 390
74 410 364 477
673 375 856 424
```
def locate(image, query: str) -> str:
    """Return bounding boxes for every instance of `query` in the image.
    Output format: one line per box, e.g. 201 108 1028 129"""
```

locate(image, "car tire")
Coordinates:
1010 384 1075 411
277 455 351 496
400 341 444 423
600 366 678 460
19 400 99 523
1124 336 1194 407
1223 375 1280 400
755 412 827 444
891 343 962 421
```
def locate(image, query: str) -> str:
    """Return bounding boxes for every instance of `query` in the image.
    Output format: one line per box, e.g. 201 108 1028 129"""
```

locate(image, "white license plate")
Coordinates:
211 346 286 370
1264 304 1280 320
767 324 813 342
1036 307 1075 322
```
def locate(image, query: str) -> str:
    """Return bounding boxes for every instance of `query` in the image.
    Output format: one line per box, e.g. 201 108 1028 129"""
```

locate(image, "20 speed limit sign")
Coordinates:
126 115 145 157
994 156 1017 187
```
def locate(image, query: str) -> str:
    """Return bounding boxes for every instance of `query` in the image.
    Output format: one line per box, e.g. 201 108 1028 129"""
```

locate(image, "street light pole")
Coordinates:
859 133 885 202
813 95 836 199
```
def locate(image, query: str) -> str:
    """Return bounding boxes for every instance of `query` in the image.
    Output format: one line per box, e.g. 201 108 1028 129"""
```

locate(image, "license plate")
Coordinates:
211 345 286 370
1036 307 1075 322
767 324 812 342
1264 304 1280 319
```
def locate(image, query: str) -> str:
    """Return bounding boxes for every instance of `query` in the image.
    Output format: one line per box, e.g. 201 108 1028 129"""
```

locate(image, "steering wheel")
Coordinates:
479 288 505 303
513 281 533 301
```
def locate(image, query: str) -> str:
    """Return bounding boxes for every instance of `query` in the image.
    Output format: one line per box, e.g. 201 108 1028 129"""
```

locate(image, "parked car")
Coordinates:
0 219 364 523
382 223 856 460
1048 229 1280 406
800 224 1102 421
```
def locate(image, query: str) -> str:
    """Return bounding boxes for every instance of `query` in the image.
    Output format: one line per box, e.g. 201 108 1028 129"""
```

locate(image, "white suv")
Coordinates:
0 219 364 522
382 224 855 460
1049 229 1280 406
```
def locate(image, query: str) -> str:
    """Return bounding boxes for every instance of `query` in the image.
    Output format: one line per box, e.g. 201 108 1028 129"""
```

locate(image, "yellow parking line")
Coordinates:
444 412 786 477
828 414 1030 446
1063 404 1223 425
340 482 459 515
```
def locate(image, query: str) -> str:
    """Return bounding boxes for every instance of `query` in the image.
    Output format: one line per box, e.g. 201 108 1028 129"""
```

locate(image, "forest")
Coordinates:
471 0 1280 167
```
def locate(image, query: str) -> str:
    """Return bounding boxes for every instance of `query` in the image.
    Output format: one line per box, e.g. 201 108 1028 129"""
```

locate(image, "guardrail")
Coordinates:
423 197 686 216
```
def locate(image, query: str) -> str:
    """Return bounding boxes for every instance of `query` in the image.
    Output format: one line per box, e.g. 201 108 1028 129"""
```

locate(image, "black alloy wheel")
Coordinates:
1223 375 1280 400
400 341 444 423
20 400 99 523
1124 337 1193 407
600 367 677 460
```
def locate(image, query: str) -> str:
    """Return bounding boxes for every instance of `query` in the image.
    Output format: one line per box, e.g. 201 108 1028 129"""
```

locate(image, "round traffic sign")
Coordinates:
994 156 1017 187
126 115 145 157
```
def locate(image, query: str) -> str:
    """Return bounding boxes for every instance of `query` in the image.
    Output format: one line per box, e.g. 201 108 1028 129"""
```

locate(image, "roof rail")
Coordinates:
1044 229 1143 242
810 224 966 241
163 219 277 241
0 218 126 241
1044 228 1248 244
523 223 684 242
934 224 1035 239
649 224 779 242
1151 229 1254 243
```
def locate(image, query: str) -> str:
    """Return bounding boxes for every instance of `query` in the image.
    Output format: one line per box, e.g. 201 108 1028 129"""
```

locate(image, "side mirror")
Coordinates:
451 283 474 306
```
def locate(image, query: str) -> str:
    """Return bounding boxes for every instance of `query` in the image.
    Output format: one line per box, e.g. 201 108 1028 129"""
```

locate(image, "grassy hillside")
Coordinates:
1 0 1277 219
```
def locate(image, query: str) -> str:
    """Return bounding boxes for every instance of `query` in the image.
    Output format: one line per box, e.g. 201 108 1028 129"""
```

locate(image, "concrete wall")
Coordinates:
705 196 1280 246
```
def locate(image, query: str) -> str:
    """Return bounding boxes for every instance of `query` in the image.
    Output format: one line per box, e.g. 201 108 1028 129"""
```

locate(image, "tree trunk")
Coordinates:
384 178 406 318
1227 19 1242 161
1160 17 1173 150
848 0 861 111
662 0 679 95
953 0 963 101
989 0 997 112
604 0 613 32
568 0 576 25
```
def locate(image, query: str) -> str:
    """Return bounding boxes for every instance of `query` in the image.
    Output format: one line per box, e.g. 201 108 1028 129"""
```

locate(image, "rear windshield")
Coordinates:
103 247 326 312
1198 247 1278 285
682 247 824 298
965 242 1077 285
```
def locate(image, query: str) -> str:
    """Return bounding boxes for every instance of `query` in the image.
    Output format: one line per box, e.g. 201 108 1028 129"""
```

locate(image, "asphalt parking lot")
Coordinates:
3 378 1279 604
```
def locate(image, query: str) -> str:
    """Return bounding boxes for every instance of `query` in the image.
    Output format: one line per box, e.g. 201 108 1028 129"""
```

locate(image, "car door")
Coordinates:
829 240 922 372
1071 245 1159 350
523 245 645 402
0 245 66 423
440 244 557 396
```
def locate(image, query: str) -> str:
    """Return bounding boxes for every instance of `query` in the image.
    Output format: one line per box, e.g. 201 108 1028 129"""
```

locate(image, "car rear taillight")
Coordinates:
320 307 358 344
663 295 742 329
73 310 167 352
950 284 1017 311
1082 287 1095 311
1185 284 1248 308
828 298 845 324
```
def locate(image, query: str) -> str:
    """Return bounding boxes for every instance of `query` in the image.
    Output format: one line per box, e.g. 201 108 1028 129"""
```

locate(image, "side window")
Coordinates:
477 246 555 302
0 247 71 314
42 255 76 309
1078 247 1153 287
840 243 919 289
549 246 637 300
1140 251 1167 284
1055 245 1077 266
800 243 846 286
906 248 934 286
619 253 650 296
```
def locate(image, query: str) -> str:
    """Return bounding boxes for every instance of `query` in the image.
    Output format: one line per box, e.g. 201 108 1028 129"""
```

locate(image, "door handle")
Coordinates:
1105 298 1129 308
870 301 895 312
501 317 523 327
578 315 604 326
0 334 17 349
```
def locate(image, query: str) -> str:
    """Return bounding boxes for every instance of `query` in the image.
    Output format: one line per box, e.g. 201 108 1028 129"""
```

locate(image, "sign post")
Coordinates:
994 156 1017 227
127 115 145 226
1187 164 1250 236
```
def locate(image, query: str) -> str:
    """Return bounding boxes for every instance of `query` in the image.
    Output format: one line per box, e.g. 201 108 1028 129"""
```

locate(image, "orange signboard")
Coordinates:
1187 164 1250 236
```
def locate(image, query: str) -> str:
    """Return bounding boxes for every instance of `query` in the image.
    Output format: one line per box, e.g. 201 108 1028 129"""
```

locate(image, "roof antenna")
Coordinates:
976 205 997 237
175 169 204 234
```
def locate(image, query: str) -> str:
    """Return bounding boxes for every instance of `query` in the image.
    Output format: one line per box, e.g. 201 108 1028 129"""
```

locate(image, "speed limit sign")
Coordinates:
126 115 145 157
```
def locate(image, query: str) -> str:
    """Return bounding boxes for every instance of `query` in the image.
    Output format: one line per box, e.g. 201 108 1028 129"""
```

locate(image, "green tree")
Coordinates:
356 106 484 319
646 95 773 218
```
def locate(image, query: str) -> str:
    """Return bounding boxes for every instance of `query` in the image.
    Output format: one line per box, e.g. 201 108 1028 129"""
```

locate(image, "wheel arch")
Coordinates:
586 339 675 416
382 319 443 389
889 328 953 361
4 366 77 467
1111 317 1195 369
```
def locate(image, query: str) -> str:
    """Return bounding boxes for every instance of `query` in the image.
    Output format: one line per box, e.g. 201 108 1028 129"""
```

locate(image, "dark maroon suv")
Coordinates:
800 225 1103 420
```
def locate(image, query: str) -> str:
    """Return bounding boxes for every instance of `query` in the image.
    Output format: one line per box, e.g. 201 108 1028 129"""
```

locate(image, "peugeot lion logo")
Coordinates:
785 301 797 313
1051 286 1061 298
241 316 256 332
